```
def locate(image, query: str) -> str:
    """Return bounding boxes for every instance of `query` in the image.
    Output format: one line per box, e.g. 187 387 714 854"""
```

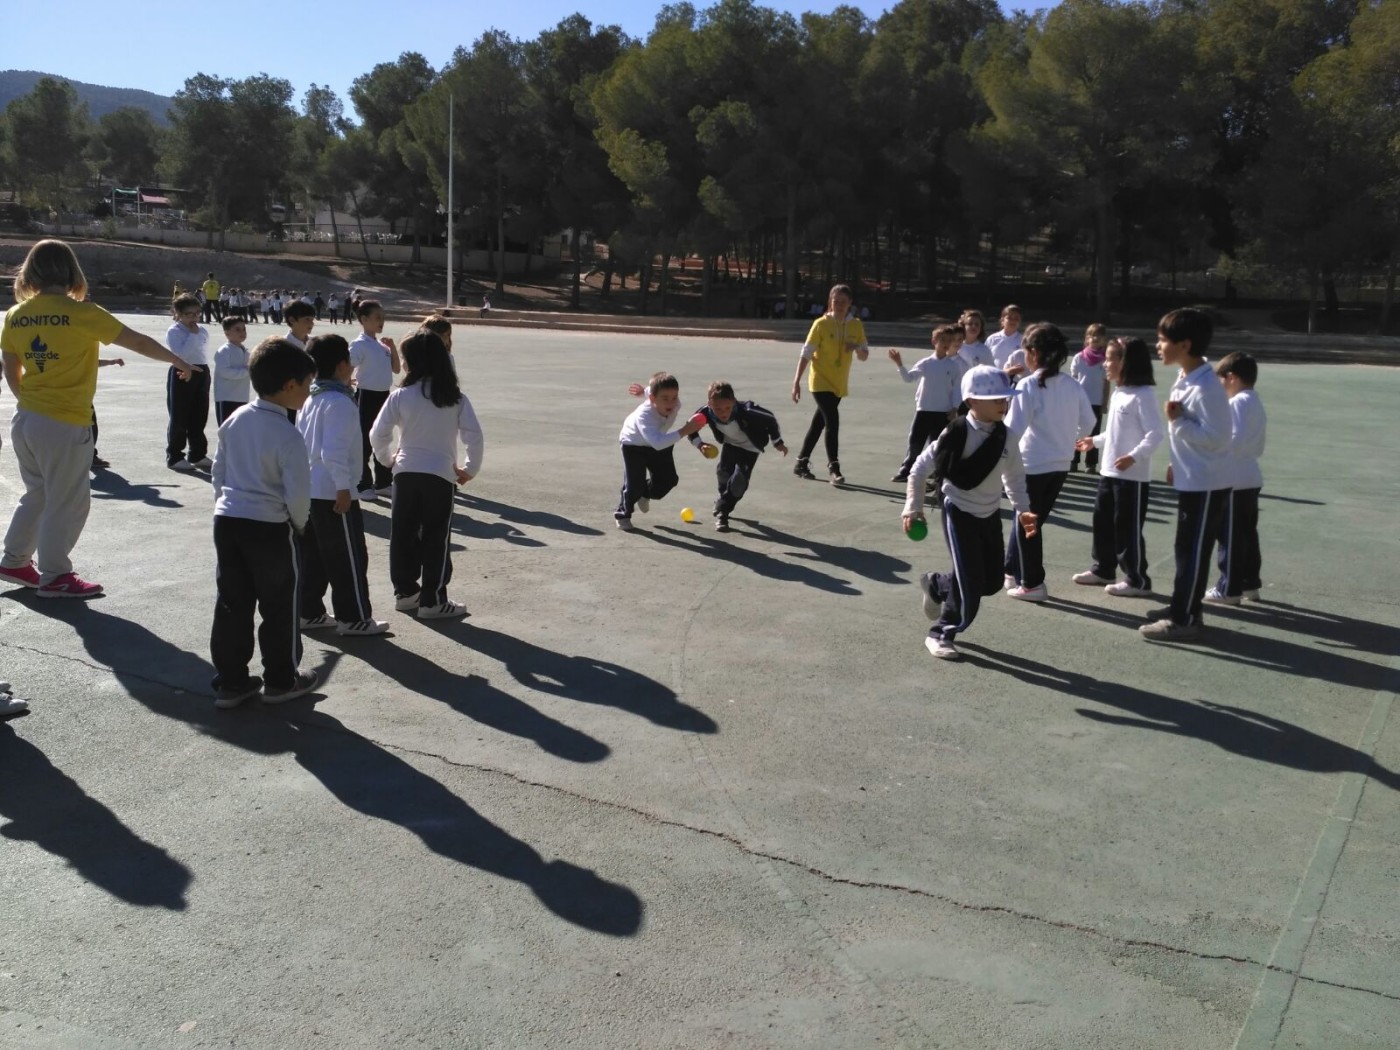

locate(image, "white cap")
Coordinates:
961 365 1014 401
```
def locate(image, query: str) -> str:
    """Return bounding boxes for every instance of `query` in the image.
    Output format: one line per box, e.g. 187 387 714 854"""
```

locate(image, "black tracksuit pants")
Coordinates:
1090 476 1152 589
166 366 211 465
1169 488 1231 625
714 444 760 517
357 388 392 491
1004 471 1068 589
1071 406 1103 470
616 444 678 519
930 500 1006 641
897 411 950 477
390 472 456 608
798 390 842 465
1216 487 1261 597
300 500 374 623
210 516 302 692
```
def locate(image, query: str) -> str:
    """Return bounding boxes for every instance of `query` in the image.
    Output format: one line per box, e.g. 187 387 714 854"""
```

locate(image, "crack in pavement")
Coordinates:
10 638 1399 1007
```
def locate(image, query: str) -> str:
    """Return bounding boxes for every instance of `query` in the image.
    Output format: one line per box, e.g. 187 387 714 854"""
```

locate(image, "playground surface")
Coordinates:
1 317 1396 1049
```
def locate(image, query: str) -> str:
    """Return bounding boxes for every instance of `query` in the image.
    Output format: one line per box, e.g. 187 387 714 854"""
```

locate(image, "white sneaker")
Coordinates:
1072 570 1114 586
1003 574 1017 590
418 600 466 620
636 498 650 514
1006 583 1048 602
1104 581 1152 597
337 619 390 636
192 456 213 470
615 517 635 531
1140 618 1202 642
170 459 195 472
924 634 960 660
357 488 379 501
1204 588 1241 606
394 592 420 611
299 613 336 630
0 693 29 716
918 572 943 621
1243 588 1261 601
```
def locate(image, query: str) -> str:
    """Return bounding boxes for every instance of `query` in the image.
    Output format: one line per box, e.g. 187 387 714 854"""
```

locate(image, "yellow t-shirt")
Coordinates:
1 295 124 426
803 314 868 398
202 278 220 301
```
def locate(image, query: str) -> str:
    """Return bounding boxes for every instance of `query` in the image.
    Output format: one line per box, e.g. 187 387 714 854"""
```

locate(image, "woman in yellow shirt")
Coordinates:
790 284 868 485
0 240 200 597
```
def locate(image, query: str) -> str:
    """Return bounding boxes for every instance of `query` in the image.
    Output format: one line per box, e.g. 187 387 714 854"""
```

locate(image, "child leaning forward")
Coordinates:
903 365 1037 661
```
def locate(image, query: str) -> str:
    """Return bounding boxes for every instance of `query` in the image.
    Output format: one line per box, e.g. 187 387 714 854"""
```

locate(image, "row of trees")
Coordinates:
3 0 1398 325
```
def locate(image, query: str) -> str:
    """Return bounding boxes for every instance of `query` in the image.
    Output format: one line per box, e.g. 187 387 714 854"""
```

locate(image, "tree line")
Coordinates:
2 0 1397 326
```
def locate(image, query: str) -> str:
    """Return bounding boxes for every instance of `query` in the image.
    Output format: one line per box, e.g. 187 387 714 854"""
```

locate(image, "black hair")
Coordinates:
356 298 382 319
284 300 316 322
707 380 735 401
400 330 461 408
307 334 350 379
1215 350 1257 386
1023 322 1070 387
1116 337 1156 388
248 337 316 396
221 315 245 332
1157 307 1213 358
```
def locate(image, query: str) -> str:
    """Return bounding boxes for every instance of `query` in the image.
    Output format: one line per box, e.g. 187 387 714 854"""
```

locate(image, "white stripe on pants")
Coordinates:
3 409 93 584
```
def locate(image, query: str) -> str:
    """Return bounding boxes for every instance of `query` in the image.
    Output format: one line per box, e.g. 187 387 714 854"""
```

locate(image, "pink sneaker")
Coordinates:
0 563 41 588
35 573 104 599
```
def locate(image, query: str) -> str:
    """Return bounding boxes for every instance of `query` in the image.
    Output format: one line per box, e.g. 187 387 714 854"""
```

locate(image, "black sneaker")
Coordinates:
263 669 319 705
828 461 845 486
793 459 816 480
715 516 730 532
891 472 908 483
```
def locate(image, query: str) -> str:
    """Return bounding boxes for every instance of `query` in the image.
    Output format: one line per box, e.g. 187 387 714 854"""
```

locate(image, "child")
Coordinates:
957 310 993 369
986 304 1024 374
888 323 967 482
791 283 869 485
687 380 787 531
283 299 315 351
296 335 389 637
1140 308 1233 642
903 365 1036 661
617 372 706 529
1071 337 1163 596
327 293 340 324
369 330 483 619
209 337 319 707
1002 323 1095 601
1069 323 1110 471
213 316 251 424
349 299 400 500
166 293 212 471
90 356 124 470
1206 352 1267 605
1 239 197 598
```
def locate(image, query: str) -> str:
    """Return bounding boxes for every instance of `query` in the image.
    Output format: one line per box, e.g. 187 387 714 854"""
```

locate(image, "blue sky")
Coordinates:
10 0 1052 114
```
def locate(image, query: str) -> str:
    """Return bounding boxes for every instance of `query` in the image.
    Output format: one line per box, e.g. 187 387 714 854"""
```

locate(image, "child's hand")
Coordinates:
454 466 471 485
679 416 705 437
774 440 788 457
902 513 924 532
854 346 869 362
114 358 125 367
333 490 352 514
1075 437 1094 452
791 380 802 404
381 336 397 351
1019 511 1039 538
887 348 902 366
1165 399 1183 421
627 382 646 397
1114 454 1135 470
698 441 716 457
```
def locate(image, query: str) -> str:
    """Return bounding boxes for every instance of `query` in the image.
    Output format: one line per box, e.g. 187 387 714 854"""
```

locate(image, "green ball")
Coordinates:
907 518 928 542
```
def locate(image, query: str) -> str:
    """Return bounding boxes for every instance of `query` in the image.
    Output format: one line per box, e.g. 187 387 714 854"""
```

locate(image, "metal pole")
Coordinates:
446 94 454 310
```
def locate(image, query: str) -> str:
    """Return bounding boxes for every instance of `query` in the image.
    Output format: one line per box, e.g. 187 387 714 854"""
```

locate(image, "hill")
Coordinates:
0 70 172 125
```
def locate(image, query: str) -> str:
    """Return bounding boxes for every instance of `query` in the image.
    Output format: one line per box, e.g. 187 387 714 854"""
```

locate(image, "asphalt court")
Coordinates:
1 314 1396 1049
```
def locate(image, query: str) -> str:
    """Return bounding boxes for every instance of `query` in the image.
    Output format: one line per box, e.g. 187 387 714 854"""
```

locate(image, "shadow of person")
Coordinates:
458 492 605 537
46 606 643 934
0 724 192 910
356 506 546 549
636 525 860 596
459 623 719 734
339 635 611 762
1200 600 1400 661
958 643 1400 792
89 469 185 509
728 521 912 587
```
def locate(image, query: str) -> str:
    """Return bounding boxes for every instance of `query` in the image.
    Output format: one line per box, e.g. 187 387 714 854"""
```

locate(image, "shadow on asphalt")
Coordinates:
25 604 644 935
958 643 1400 792
456 492 605 536
0 723 193 910
89 468 186 509
740 521 911 586
637 524 860 596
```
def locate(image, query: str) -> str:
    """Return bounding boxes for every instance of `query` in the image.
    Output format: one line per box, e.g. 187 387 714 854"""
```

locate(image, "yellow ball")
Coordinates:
680 507 696 523
702 444 719 459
